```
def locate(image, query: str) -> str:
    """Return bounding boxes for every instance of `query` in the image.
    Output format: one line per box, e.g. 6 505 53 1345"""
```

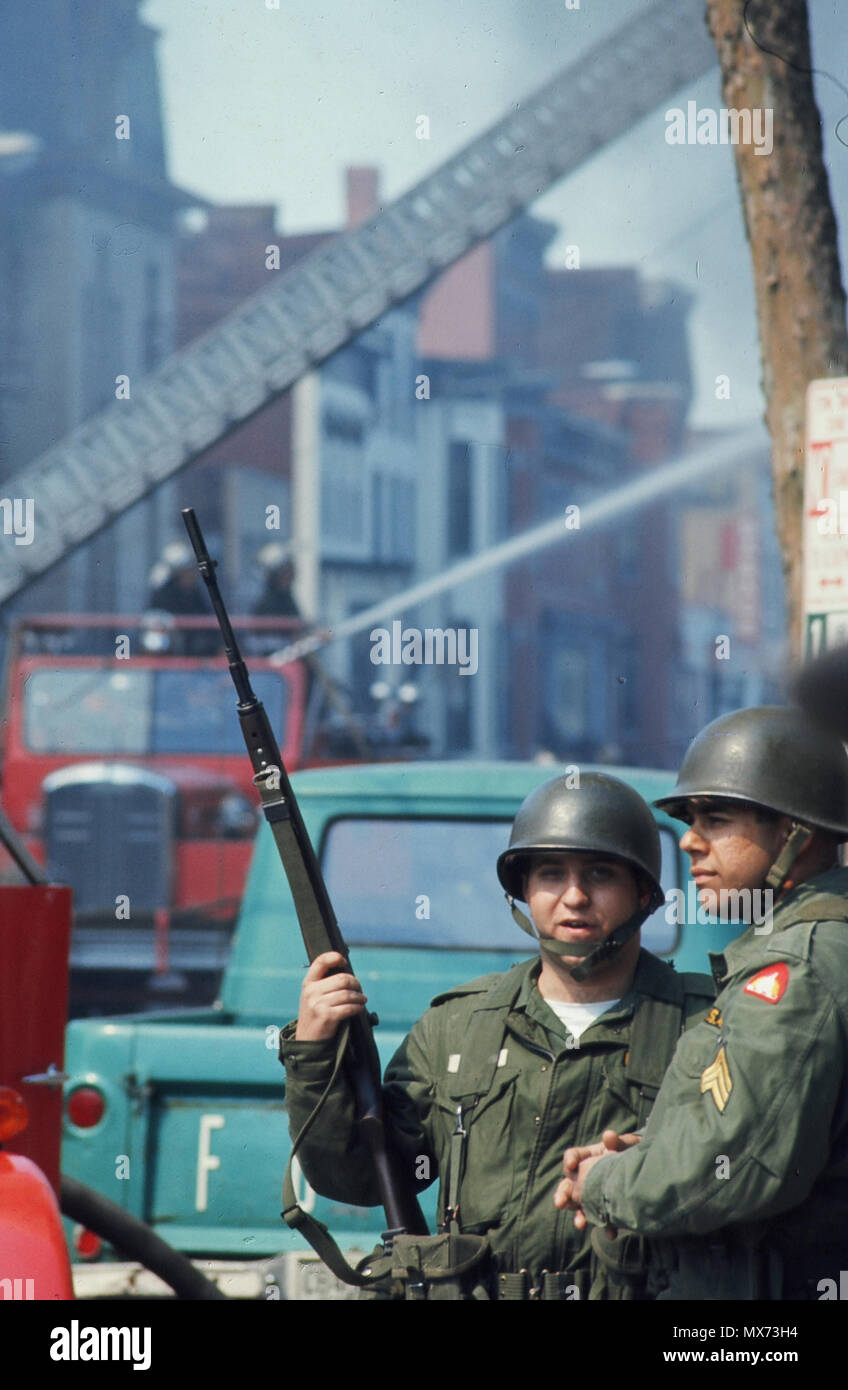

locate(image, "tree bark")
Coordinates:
704 0 848 655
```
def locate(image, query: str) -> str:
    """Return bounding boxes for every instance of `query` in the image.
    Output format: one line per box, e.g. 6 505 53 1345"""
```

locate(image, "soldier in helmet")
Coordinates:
253 543 305 623
148 541 208 617
556 706 848 1300
279 771 714 1299
147 541 217 655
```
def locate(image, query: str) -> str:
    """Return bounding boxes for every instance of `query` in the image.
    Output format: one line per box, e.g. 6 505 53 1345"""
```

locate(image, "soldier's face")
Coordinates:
524 853 648 958
677 801 789 908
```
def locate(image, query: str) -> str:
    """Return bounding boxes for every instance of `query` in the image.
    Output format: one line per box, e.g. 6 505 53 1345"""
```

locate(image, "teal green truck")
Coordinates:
60 761 736 1297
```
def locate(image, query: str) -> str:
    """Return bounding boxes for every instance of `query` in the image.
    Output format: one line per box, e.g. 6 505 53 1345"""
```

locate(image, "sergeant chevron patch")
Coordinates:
700 1046 732 1112
743 962 789 1004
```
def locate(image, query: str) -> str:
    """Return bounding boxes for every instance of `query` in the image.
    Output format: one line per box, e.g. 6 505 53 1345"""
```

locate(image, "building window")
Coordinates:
551 647 590 742
447 441 472 558
539 612 608 758
371 473 384 559
390 477 415 561
325 344 378 400
143 262 164 371
324 411 364 445
372 474 415 563
349 602 377 711
445 615 473 752
612 641 639 739
321 465 365 549
616 520 640 586
83 244 123 415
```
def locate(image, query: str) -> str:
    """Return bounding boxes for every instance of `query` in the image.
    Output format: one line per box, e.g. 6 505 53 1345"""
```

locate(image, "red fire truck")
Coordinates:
0 814 227 1302
0 614 311 1013
0 813 74 1300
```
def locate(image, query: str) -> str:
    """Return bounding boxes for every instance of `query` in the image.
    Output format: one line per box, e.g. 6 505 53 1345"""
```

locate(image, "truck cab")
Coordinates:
61 761 739 1296
0 614 305 1012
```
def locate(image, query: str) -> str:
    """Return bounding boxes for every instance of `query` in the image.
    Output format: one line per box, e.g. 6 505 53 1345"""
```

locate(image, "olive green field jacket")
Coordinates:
581 868 848 1298
280 949 713 1291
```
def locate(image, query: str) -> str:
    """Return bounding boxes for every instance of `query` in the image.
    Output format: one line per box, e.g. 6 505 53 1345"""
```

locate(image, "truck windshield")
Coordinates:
24 668 287 755
321 817 679 954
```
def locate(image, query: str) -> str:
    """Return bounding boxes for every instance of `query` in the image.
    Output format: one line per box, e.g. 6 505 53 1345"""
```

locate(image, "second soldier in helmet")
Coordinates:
253 543 304 623
279 770 714 1299
148 541 208 617
557 706 848 1300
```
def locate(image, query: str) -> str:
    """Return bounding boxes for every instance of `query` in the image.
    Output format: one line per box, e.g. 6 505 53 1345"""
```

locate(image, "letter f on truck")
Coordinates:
196 1114 225 1212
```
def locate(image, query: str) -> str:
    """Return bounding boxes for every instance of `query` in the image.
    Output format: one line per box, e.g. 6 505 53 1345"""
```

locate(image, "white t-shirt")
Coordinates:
543 997 621 1044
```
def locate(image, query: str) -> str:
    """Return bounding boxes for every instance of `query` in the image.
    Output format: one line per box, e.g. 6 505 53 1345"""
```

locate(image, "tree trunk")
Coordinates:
704 0 848 655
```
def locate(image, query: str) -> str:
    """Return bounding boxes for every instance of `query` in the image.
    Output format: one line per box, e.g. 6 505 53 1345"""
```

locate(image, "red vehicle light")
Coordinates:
66 1087 105 1129
0 1086 28 1141
73 1226 102 1260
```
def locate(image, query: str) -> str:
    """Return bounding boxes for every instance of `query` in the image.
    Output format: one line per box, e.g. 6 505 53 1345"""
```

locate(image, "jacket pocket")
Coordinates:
432 1070 519 1229
597 1054 645 1131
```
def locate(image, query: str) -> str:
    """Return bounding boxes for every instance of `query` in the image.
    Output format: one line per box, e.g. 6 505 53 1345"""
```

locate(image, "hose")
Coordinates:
60 1174 227 1300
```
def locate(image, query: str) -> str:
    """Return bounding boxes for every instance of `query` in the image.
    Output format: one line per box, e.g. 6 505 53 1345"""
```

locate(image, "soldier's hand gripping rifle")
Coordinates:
181 509 428 1284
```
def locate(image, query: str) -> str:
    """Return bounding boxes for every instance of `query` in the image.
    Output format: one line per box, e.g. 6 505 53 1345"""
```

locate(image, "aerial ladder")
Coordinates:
0 0 715 608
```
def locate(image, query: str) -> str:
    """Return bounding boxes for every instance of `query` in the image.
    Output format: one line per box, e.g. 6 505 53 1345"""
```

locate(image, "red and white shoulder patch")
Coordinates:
743 962 790 1004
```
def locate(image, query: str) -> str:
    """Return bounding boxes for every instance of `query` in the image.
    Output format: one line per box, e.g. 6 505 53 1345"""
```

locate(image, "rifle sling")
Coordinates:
256 769 428 1270
281 1024 378 1288
261 770 386 1285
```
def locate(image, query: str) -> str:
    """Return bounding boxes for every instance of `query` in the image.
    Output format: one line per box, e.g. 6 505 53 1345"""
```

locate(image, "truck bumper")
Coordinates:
72 1249 368 1300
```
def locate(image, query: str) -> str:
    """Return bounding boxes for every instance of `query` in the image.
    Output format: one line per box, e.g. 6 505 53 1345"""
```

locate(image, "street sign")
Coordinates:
803 377 848 656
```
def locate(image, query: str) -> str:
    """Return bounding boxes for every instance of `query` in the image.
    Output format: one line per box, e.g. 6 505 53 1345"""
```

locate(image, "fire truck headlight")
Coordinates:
217 794 256 839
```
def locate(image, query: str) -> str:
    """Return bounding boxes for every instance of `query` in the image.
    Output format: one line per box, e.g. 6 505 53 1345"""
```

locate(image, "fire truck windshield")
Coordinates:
24 668 287 756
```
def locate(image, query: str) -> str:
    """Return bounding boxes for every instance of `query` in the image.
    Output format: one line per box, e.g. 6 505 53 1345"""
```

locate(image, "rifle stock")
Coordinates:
181 508 427 1238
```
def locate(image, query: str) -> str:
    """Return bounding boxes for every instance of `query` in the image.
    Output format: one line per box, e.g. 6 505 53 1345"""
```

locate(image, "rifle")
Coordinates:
181 510 428 1281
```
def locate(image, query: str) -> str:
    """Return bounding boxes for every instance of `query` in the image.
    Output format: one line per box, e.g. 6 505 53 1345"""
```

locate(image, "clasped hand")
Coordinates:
553 1128 642 1235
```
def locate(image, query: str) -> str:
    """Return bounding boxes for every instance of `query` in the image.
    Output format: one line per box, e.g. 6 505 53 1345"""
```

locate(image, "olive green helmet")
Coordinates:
497 771 664 911
654 706 848 837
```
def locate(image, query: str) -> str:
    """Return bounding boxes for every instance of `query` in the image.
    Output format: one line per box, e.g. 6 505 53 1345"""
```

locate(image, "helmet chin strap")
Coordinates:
505 895 650 982
764 821 813 893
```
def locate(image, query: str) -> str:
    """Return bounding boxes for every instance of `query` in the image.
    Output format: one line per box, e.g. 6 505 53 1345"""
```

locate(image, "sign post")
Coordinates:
803 378 848 657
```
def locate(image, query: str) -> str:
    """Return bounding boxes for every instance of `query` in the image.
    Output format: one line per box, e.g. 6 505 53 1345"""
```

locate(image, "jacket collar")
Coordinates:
709 864 848 985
